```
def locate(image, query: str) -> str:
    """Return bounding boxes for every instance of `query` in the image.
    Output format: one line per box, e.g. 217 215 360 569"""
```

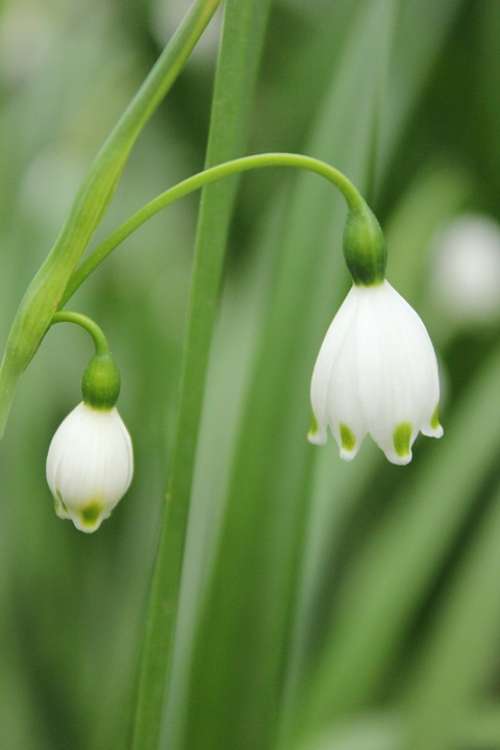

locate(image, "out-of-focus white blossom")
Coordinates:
308 281 442 465
430 214 500 323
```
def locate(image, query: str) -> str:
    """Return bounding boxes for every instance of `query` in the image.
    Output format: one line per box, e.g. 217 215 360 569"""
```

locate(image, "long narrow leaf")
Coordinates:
131 2 272 749
402 477 500 749
0 0 220 435
182 5 397 750
304 343 500 730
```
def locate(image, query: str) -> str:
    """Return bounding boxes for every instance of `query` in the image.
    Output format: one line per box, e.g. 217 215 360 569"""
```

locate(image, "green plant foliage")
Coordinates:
131 3 272 750
181 4 398 750
0 0 221 436
2 2 500 750
304 343 500 729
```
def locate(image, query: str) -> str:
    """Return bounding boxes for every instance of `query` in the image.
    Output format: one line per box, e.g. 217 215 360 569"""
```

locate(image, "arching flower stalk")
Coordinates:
308 203 443 465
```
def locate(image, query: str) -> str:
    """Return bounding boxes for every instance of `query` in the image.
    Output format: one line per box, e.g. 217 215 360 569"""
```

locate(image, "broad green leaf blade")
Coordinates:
301 0 466 626
131 2 272 749
303 343 500 730
303 713 399 750
165 5 375 736
377 0 467 183
299 708 500 750
289 1 466 739
0 0 221 436
283 163 471 740
163 204 285 749
181 4 397 750
402 477 500 750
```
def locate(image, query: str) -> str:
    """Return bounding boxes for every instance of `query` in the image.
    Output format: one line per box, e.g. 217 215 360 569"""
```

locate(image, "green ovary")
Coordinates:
340 423 356 452
393 422 412 457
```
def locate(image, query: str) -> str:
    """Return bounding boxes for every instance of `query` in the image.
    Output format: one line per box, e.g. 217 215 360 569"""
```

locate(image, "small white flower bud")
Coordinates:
308 281 443 465
46 403 133 533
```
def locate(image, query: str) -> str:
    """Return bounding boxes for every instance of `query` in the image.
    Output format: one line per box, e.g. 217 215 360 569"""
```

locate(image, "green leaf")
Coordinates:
0 0 221 436
130 3 272 749
377 0 467 175
180 4 397 750
290 166 472 709
303 343 500 730
402 478 500 750
297 708 500 750
287 1 466 739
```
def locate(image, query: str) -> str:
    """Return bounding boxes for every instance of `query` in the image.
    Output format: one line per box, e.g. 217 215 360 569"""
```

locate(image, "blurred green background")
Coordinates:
2 1 500 749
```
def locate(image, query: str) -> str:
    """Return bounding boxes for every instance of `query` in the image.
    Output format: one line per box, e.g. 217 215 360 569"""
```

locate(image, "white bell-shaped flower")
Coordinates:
308 280 443 465
47 402 133 533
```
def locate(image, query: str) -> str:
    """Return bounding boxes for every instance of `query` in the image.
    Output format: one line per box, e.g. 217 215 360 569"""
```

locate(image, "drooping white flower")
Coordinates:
308 280 443 465
430 214 500 323
47 402 133 533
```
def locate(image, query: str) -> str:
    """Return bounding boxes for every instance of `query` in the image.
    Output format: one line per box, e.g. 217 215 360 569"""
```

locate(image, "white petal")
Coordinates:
309 287 358 445
46 403 133 532
326 309 366 460
385 283 442 446
355 282 440 464
421 422 444 439
421 404 444 439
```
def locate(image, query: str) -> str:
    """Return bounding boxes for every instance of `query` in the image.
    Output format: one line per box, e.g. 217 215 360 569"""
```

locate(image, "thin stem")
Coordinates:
0 0 222 438
50 311 109 356
59 153 363 750
62 153 364 304
50 0 223 271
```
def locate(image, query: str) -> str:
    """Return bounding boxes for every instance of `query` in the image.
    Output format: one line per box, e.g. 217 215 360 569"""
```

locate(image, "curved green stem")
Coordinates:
57 152 367 749
0 0 222 437
62 153 365 304
50 311 109 356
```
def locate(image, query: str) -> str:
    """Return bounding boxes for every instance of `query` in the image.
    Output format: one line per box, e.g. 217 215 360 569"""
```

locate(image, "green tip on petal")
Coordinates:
307 413 325 445
79 501 104 531
430 406 441 430
340 423 356 453
308 413 319 436
393 422 413 459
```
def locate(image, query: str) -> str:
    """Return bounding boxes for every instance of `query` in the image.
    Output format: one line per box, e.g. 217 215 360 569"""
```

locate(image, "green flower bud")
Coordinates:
81 353 121 410
343 202 387 286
